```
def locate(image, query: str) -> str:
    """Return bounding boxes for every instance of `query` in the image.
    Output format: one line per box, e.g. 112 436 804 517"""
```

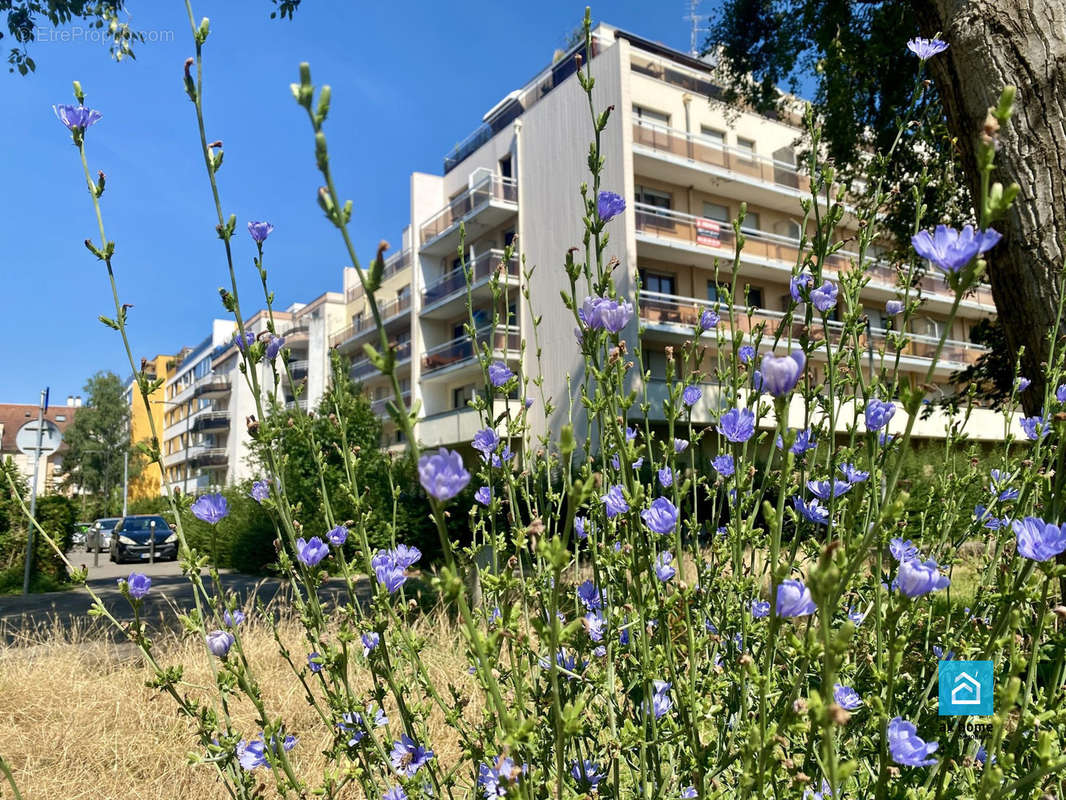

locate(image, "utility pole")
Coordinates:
22 388 48 595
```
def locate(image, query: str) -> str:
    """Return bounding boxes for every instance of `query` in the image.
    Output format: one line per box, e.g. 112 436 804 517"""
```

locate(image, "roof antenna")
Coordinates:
685 0 706 58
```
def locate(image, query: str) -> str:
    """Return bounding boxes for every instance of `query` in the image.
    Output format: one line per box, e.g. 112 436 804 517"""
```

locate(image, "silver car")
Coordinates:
87 518 120 552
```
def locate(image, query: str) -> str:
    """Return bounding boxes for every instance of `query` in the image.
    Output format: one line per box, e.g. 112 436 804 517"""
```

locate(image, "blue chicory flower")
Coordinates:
327 525 348 546
361 632 380 657
307 652 323 673
890 538 920 562
296 536 329 567
577 580 602 610
233 330 256 353
474 486 492 506
223 609 245 627
807 479 852 500
776 579 817 617
237 733 297 771
649 680 672 719
390 734 434 777
888 716 938 766
1016 377 1031 392
896 558 950 597
1013 516 1066 561
642 496 679 534
911 224 1001 273
206 630 235 658
339 705 387 746
833 683 863 710
124 572 151 600
570 759 606 788
1057 385 1066 404
907 37 949 59
191 493 229 524
682 384 702 407
53 104 103 131
751 600 770 618
472 428 500 455
711 454 735 477
249 479 269 503
865 398 896 431
597 190 626 222
658 467 673 487
654 551 676 582
738 345 755 364
839 463 870 483
602 484 629 518
674 438 689 453
700 308 720 330
790 272 814 302
1021 414 1050 441
265 335 285 361
382 788 407 800
793 496 829 525
810 280 838 312
717 407 755 442
488 360 514 387
247 221 274 243
886 299 905 316
418 448 471 500
760 350 806 397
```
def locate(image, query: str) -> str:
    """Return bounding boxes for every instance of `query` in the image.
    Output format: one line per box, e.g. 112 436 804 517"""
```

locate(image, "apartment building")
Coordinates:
328 22 1014 452
159 294 346 495
125 353 177 500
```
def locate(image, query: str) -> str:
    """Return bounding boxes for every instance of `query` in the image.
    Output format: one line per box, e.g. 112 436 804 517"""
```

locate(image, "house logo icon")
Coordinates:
939 660 993 716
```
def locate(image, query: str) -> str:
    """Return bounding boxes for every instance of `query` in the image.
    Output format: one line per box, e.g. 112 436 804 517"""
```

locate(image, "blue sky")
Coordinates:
3 1 721 405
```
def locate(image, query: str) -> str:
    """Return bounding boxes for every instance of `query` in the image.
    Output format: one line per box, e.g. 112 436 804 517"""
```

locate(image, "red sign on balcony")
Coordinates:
697 218 721 246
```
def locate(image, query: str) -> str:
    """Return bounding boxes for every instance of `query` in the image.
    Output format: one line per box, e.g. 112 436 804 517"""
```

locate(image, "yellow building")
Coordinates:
126 354 177 500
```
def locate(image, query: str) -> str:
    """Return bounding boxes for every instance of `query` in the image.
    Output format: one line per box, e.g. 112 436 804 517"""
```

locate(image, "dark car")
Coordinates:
87 518 120 552
109 515 178 563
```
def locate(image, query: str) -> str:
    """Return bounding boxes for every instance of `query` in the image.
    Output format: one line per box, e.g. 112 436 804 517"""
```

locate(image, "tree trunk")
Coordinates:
911 0 1066 414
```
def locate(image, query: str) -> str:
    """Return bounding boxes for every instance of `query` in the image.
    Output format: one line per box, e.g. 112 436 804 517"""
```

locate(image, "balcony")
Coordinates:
421 326 520 378
188 446 228 468
284 397 308 412
419 174 518 257
633 203 995 311
347 249 411 304
633 120 818 214
371 392 412 418
193 374 231 398
282 322 310 344
190 410 230 434
421 249 521 319
288 359 309 380
330 293 412 351
638 291 989 373
350 340 412 382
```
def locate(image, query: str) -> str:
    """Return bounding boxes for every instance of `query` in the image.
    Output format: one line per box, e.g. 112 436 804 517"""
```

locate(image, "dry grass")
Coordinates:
1 612 476 800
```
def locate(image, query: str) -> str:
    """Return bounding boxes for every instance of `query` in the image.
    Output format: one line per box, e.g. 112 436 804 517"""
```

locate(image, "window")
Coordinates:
710 280 761 308
914 318 942 339
55 414 66 421
453 384 475 409
741 211 761 233
633 105 671 126
775 219 802 240
507 301 517 326
700 126 725 146
639 270 676 296
736 136 756 156
635 186 672 210
499 154 512 179
503 228 516 248
702 202 729 223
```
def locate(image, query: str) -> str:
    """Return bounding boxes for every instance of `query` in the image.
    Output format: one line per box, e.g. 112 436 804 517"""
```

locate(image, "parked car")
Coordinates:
109 515 178 563
71 521 92 550
87 518 120 552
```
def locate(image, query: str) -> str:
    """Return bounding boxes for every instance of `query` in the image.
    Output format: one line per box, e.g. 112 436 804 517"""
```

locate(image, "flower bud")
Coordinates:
206 630 234 658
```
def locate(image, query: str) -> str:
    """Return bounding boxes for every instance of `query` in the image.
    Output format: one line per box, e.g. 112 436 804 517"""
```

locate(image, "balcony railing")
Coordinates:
190 410 230 434
330 293 412 348
371 392 412 417
347 249 411 303
288 359 309 379
420 175 518 245
192 374 231 397
188 446 228 468
422 249 520 307
350 340 412 381
422 326 520 374
633 119 810 194
633 203 994 307
638 291 989 368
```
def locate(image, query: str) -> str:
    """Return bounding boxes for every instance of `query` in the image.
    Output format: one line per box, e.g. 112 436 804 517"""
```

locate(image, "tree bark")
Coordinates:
910 0 1066 414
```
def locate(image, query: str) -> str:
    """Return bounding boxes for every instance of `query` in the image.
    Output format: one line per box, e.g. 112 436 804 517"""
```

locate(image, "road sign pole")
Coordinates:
22 388 48 595
122 450 129 517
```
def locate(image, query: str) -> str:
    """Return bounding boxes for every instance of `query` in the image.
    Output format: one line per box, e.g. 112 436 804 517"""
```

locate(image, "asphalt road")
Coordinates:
0 550 364 645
